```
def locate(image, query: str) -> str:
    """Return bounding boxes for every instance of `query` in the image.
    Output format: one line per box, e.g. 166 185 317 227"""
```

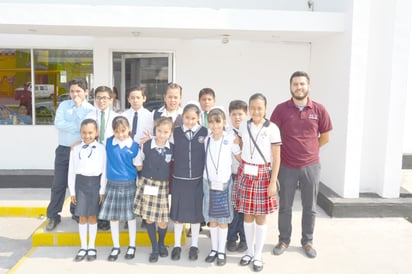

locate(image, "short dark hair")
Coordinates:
68 78 88 91
94 86 113 97
208 108 226 123
229 100 247 114
249 93 267 107
127 86 146 97
81 118 98 130
290 71 310 85
198 88 215 100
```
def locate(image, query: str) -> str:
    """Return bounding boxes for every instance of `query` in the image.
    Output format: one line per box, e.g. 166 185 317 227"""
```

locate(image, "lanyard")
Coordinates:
206 136 224 176
248 121 264 161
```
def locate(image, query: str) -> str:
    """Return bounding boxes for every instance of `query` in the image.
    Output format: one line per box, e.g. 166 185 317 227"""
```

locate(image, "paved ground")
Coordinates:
1 171 412 274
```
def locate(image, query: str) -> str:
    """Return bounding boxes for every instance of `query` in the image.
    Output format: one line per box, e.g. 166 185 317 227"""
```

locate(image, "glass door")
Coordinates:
113 52 173 111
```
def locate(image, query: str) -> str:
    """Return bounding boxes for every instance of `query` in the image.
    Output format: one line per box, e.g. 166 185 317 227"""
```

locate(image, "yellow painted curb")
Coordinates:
32 220 186 247
8 246 38 274
0 206 46 217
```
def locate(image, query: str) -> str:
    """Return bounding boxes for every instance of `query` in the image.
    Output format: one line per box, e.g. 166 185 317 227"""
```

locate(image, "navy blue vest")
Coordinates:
172 126 207 180
141 139 173 181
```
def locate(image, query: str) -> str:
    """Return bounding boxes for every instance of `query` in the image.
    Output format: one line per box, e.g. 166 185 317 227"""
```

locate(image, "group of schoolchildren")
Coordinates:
63 79 281 272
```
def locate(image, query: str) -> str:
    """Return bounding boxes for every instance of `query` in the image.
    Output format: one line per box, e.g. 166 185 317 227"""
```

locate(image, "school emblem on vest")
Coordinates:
197 136 205 144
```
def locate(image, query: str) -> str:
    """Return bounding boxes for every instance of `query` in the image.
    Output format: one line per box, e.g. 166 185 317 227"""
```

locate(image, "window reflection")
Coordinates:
0 48 93 125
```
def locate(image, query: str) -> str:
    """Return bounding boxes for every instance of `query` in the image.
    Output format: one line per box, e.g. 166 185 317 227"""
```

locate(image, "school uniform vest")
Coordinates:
141 139 173 181
173 127 207 180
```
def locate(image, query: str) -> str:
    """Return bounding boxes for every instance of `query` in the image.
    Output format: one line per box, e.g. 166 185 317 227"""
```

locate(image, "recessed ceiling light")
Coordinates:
131 32 140 37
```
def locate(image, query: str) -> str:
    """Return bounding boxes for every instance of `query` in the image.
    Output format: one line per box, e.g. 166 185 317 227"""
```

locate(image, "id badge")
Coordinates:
211 181 224 191
143 185 159 196
244 164 258 176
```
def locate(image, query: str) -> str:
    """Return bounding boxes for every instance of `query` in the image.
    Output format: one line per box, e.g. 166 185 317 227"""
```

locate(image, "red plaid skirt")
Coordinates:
232 161 277 215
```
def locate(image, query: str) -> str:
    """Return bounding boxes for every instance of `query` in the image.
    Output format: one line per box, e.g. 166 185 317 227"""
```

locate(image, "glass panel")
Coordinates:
0 49 32 125
33 49 94 125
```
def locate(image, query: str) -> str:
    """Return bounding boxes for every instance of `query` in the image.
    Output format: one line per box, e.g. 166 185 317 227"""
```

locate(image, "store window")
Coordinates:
0 48 93 125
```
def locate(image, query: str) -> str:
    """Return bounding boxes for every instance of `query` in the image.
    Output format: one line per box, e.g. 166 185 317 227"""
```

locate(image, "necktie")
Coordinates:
186 130 193 140
204 111 208 128
156 147 165 157
99 111 105 143
132 111 138 139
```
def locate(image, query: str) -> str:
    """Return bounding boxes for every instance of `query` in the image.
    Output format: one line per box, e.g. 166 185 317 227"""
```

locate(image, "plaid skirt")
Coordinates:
203 177 233 224
98 180 137 221
232 161 277 215
133 177 169 223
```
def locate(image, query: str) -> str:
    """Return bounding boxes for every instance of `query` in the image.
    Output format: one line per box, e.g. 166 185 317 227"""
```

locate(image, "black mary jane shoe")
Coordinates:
125 246 136 260
216 253 226 266
239 255 253 266
107 247 121 261
205 250 217 263
87 249 97 261
159 246 168 257
74 249 87 262
252 259 263 272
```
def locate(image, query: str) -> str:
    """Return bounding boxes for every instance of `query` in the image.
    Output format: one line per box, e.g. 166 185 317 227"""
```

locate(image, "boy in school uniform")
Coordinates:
46 78 95 231
198 88 216 128
226 100 248 252
85 86 120 230
122 86 154 145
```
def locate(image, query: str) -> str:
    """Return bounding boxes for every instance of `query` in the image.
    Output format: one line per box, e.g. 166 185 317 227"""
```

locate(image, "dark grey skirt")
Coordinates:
74 174 101 217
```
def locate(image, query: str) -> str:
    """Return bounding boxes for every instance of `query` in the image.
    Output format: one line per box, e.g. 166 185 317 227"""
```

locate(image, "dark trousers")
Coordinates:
46 145 75 220
227 208 245 242
277 163 320 246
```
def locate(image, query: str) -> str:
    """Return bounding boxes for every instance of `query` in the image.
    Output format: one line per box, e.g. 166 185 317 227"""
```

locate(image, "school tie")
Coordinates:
186 130 193 140
99 111 105 143
203 111 208 128
156 147 165 157
131 111 138 139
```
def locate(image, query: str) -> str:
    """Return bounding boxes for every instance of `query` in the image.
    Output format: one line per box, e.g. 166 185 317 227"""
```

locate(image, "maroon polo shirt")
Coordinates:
270 98 332 169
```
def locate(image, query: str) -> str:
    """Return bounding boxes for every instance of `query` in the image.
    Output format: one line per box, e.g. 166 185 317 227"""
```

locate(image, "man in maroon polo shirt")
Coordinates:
270 71 332 259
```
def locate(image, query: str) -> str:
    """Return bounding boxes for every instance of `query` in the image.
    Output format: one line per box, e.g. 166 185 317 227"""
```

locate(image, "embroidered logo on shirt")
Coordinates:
198 136 205 144
309 114 318 120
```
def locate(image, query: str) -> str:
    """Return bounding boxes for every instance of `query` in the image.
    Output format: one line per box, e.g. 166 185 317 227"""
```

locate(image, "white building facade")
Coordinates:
0 0 411 199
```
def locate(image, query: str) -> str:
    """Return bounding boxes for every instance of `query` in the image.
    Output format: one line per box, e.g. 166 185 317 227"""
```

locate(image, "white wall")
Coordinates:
1 35 310 170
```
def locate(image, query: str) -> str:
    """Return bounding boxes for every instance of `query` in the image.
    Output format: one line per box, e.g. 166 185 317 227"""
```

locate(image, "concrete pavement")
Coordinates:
1 172 412 274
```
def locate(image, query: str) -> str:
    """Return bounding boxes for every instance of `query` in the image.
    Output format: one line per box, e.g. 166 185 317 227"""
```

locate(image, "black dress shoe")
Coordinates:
189 246 199 260
149 252 159 263
74 249 87 261
205 250 217 263
159 246 168 257
302 244 317 258
239 255 253 266
171 247 181 260
252 259 263 272
107 247 121 261
226 240 237 252
87 249 97 261
46 218 61 231
216 253 226 266
125 246 136 260
237 241 247 252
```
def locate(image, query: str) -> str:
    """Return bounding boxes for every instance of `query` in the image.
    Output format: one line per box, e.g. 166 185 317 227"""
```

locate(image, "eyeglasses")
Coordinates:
96 96 111 101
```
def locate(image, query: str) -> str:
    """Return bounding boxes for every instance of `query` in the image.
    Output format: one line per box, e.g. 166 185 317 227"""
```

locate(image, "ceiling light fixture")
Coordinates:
222 34 230 44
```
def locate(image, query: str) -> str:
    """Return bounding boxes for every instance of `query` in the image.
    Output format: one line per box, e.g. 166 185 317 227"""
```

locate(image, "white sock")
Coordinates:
79 223 88 250
209 226 218 251
218 227 228 254
254 224 267 261
174 223 183 247
190 223 200 247
110 221 120 248
128 219 136 247
88 223 97 250
244 222 255 257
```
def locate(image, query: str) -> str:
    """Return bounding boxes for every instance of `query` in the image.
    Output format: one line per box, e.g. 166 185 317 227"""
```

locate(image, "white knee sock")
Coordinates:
190 223 200 247
254 224 267 261
79 223 88 250
218 227 228 254
174 223 183 247
209 226 218 251
244 222 255 257
110 221 120 248
88 223 97 249
128 219 136 247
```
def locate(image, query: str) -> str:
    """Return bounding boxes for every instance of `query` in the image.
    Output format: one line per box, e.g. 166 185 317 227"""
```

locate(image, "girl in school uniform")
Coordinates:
233 93 281 272
69 119 106 262
98 116 139 261
133 117 174 263
170 103 208 261
203 108 241 266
